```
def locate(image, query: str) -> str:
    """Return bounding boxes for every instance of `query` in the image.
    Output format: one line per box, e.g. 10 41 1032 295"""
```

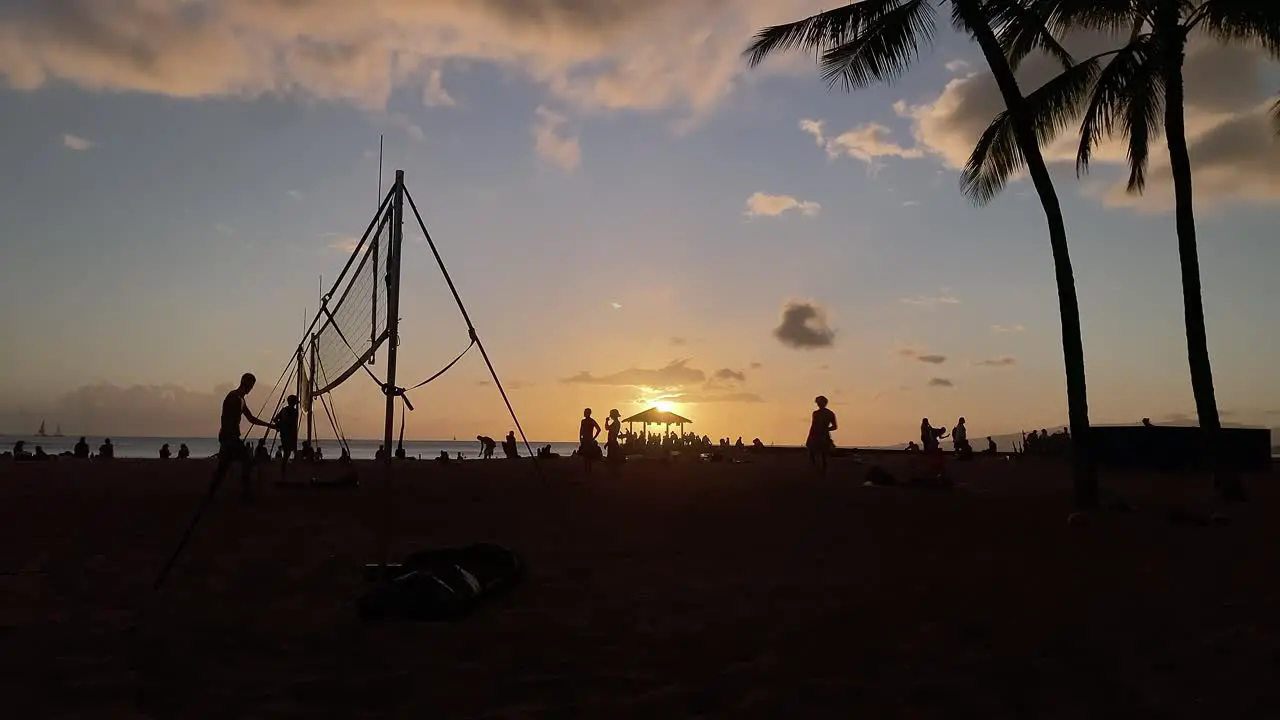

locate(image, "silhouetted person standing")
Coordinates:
579 409 601 475
215 373 276 501
605 409 624 473
273 395 300 480
806 395 838 476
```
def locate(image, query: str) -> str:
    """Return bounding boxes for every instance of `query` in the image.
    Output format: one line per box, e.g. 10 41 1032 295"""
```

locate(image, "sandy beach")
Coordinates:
2 454 1278 718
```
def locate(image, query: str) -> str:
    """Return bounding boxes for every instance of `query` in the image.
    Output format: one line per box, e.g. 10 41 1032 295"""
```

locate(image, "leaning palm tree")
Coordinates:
990 0 1280 502
744 0 1100 509
1273 96 1280 133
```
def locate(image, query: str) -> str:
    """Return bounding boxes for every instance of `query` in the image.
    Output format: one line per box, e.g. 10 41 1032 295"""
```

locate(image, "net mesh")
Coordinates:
312 207 393 396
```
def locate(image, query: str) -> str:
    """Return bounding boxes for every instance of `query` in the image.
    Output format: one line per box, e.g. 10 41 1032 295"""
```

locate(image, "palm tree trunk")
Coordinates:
961 2 1097 509
1161 44 1243 502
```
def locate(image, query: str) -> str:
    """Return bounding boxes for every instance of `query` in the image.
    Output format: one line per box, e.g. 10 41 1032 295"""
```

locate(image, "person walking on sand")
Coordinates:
579 408 602 476
214 372 277 502
273 395 300 481
806 395 838 477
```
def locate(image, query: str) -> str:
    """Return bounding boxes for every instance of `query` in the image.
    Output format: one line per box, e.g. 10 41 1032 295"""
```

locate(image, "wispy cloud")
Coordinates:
975 356 1018 367
798 117 922 174
945 59 971 73
422 68 456 107
533 106 580 171
900 294 961 308
327 234 360 254
902 200 920 207
928 378 954 388
563 359 704 389
898 347 947 364
62 133 93 151
991 324 1025 333
744 192 820 218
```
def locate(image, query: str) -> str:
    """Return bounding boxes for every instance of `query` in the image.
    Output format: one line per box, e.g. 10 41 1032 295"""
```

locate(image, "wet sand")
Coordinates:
2 454 1278 718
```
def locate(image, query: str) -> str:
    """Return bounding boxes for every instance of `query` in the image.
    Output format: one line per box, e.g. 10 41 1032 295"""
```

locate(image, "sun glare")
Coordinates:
654 400 676 413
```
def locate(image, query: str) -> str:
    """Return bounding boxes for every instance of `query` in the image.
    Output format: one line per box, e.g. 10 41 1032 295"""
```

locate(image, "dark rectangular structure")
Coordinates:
1090 425 1273 474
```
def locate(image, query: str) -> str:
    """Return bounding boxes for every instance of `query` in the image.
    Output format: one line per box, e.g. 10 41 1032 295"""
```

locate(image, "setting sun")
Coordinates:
653 401 676 413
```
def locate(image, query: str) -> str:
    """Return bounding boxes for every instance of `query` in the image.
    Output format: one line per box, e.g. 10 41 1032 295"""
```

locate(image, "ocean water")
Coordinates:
0 434 580 460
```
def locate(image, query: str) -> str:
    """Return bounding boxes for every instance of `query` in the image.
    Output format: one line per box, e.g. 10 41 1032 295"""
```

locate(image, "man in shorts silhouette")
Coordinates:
273 394 301 480
216 373 277 501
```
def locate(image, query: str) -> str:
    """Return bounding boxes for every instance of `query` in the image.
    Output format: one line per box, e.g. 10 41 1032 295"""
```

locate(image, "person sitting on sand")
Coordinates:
273 395 300 480
502 431 519 459
254 439 270 464
752 438 764 450
99 438 115 459
376 444 388 461
477 435 497 459
12 440 31 459
73 437 90 459
213 372 277 502
339 447 352 463
34 445 49 460
806 396 838 477
986 436 998 455
578 409 602 475
177 443 190 460
160 443 172 460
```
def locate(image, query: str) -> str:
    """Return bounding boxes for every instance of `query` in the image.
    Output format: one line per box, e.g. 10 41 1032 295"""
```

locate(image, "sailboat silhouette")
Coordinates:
53 423 64 437
36 420 47 437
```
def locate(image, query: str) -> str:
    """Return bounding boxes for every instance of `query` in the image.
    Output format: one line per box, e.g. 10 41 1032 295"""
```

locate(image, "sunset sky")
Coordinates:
0 0 1278 445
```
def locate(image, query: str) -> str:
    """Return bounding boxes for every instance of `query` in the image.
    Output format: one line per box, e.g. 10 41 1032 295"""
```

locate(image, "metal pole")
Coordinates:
379 169 405 572
307 334 317 448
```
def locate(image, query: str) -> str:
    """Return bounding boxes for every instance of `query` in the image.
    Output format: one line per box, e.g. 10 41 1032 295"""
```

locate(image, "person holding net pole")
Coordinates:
216 372 278 502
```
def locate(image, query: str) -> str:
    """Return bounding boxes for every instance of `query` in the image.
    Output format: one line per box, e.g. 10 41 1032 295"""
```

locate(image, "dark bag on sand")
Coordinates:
357 543 523 622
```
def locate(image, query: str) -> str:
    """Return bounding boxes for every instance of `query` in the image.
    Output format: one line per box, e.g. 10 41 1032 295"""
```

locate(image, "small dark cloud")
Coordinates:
670 337 688 346
975 356 1017 367
713 368 746 382
818 364 830 371
563 359 705 389
897 348 946 364
476 380 532 390
928 378 954 388
773 300 835 350
749 362 763 370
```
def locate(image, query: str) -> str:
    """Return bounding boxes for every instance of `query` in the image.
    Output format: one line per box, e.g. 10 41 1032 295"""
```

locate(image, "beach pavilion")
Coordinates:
622 407 693 436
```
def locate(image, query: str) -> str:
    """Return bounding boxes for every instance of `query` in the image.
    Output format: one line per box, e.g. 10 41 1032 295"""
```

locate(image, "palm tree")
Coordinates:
1272 96 1280 133
991 0 1280 502
744 0 1099 509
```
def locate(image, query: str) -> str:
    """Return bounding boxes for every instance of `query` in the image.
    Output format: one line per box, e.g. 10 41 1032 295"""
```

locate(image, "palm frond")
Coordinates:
1272 96 1280 136
743 0 906 69
819 0 938 91
984 0 1076 71
1194 0 1280 59
961 56 1102 205
1074 36 1163 193
1017 0 1138 35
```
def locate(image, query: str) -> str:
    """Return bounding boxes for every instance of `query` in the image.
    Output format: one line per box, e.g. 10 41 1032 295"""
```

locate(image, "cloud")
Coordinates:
327 234 360 254
660 391 765 404
897 35 1279 208
798 117 922 173
749 362 763 370
975 356 1018 367
900 294 961 308
744 192 820 218
773 300 835 350
944 59 970 73
991 324 1025 333
896 347 947 364
927 378 954 388
533 105 580 171
670 337 688 347
0 0 833 129
62 133 93 150
5 382 236 437
713 368 746 382
422 68 456 107
901 200 920 207
563 358 705 389
287 189 303 200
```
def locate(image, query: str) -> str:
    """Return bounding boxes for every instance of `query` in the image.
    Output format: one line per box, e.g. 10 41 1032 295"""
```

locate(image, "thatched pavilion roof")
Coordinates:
621 407 692 425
